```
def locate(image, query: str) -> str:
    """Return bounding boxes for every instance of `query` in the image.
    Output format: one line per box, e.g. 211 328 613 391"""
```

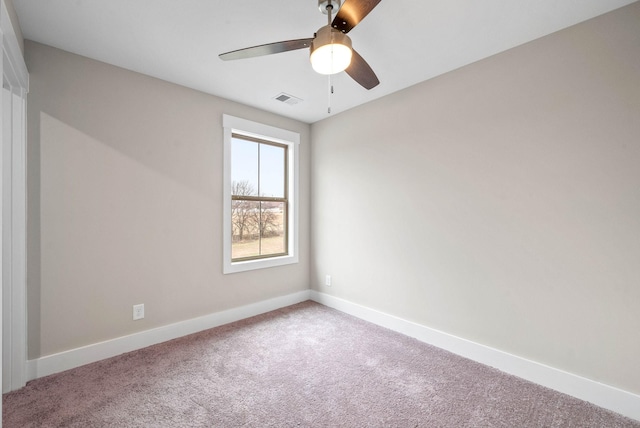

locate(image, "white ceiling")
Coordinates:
13 0 637 124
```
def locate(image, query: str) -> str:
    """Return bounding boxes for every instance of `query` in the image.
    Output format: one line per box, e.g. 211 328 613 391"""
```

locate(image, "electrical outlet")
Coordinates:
325 275 332 286
133 304 145 320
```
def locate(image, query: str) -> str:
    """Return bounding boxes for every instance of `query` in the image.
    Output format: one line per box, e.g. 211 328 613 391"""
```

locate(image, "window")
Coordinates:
231 135 287 260
222 115 299 274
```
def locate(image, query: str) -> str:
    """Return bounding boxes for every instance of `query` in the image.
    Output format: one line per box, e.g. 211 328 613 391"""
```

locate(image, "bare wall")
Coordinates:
311 4 640 394
25 41 311 359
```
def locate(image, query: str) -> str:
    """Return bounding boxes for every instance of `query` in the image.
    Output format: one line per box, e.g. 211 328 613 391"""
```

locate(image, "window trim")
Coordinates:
222 114 299 274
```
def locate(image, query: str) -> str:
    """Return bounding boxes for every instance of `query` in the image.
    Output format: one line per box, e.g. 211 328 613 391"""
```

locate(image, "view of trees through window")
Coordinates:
231 135 287 260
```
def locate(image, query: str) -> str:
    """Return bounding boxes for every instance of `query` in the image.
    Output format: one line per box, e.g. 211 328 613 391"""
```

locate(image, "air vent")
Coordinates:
273 92 303 106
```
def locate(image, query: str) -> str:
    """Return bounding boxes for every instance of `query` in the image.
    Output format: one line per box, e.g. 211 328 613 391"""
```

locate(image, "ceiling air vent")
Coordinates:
273 92 303 106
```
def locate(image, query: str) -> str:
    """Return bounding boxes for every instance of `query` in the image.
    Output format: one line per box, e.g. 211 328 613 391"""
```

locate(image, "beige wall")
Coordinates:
25 41 311 359
311 3 640 394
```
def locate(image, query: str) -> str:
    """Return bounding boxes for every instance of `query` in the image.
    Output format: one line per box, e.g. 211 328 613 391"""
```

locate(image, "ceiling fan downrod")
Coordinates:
325 0 334 24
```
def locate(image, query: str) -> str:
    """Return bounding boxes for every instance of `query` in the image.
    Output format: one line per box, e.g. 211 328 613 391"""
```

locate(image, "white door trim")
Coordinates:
1 0 29 399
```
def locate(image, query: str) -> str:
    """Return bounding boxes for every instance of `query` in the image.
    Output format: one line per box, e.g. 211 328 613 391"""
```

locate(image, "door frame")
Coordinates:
1 0 29 398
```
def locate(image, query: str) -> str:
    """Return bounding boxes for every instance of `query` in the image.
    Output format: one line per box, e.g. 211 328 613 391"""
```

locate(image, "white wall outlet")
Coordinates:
325 275 332 286
133 304 145 320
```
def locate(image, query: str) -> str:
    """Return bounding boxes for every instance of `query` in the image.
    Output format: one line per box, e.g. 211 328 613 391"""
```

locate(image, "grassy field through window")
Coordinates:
231 209 285 259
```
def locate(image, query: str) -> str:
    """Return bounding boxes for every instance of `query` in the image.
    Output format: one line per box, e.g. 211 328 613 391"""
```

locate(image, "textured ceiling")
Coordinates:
13 0 637 123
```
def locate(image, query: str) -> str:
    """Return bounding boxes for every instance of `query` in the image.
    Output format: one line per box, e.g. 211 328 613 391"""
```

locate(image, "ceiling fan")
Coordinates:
219 0 381 90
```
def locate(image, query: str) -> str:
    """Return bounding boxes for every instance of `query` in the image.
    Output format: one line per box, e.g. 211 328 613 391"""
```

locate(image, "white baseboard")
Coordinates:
27 290 311 382
24 289 640 422
310 290 640 422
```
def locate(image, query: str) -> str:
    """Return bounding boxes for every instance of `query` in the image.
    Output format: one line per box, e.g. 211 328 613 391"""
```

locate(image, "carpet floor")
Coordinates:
3 301 639 427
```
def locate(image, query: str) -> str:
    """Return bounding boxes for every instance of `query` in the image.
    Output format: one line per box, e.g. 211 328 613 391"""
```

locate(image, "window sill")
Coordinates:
223 253 298 274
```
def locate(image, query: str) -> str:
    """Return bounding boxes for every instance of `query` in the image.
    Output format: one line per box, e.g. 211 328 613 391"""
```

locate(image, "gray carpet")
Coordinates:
3 301 639 427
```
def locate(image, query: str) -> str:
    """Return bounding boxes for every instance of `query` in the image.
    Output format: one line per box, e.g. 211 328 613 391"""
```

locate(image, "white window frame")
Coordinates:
222 114 299 274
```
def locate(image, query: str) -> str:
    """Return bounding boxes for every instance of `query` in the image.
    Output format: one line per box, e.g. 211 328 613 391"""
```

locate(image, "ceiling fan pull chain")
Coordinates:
327 74 332 114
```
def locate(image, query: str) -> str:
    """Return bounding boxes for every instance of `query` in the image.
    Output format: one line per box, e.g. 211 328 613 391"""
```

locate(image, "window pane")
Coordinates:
259 143 285 197
231 200 259 259
259 201 286 256
231 137 258 196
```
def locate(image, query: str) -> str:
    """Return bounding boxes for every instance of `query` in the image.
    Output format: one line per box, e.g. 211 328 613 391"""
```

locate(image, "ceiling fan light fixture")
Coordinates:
310 26 352 75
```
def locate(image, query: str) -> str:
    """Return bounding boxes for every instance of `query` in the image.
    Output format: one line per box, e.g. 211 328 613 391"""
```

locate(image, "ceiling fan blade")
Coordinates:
331 0 381 34
219 38 314 61
346 49 379 89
